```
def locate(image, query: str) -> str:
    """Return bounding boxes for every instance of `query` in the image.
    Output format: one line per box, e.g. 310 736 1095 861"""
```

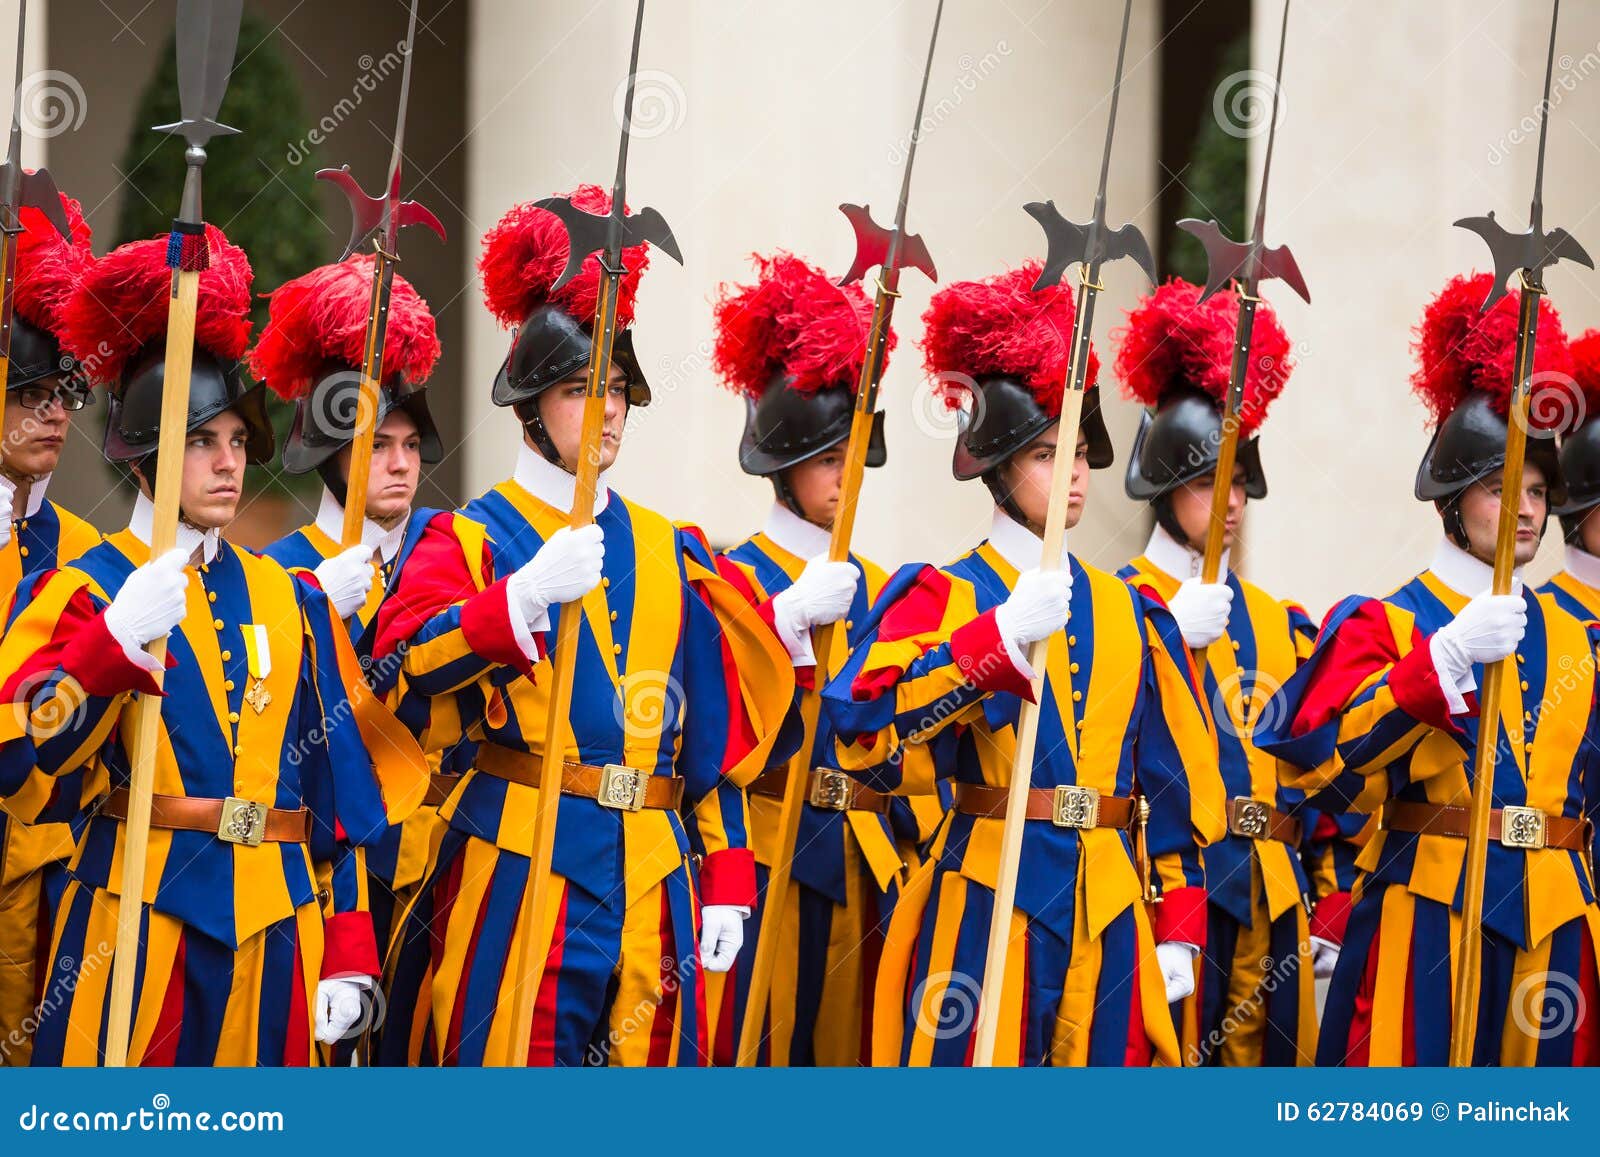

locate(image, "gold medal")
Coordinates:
242 624 273 715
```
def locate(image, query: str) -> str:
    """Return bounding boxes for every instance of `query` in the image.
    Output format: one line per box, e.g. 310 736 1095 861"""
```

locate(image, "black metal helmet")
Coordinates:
281 369 443 475
952 374 1113 481
1124 386 1266 502
491 303 650 410
102 345 274 465
1555 416 1600 542
8 313 87 396
1415 388 1565 507
738 373 884 477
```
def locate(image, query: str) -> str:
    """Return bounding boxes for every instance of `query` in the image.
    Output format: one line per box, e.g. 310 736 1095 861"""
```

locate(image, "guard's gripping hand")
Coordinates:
698 904 749 973
1431 591 1527 677
772 556 857 636
994 567 1073 650
314 975 374 1043
0 475 14 549
1156 940 1199 1003
103 547 190 650
1167 577 1233 649
313 544 378 620
508 524 605 626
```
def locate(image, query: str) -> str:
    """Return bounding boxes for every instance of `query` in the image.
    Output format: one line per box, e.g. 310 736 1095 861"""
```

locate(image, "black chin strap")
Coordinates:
771 472 806 519
982 468 1031 528
315 456 347 501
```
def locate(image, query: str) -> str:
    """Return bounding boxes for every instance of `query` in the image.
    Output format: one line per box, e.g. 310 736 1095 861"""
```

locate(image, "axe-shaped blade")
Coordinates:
533 196 682 291
1177 218 1312 305
835 203 937 287
151 0 243 148
315 165 446 261
1024 199 1156 291
1453 211 1593 312
0 163 69 239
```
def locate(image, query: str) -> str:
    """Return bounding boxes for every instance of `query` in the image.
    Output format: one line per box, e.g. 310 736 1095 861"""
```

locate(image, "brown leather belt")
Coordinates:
423 772 462 808
1227 796 1303 845
103 788 310 847
954 782 1136 831
474 745 684 812
1382 800 1590 852
749 766 889 814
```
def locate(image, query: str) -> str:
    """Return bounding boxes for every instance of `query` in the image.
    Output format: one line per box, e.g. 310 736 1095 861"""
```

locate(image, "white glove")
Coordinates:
103 547 189 650
314 974 374 1043
1156 941 1199 1003
698 904 749 973
313 544 377 620
1167 577 1234 649
0 475 14 548
770 556 857 663
995 568 1073 650
508 524 605 626
1310 935 1340 980
1432 591 1527 675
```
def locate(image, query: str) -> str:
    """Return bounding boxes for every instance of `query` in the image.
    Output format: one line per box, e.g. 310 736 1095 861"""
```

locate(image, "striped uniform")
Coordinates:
371 480 794 1066
0 530 427 1066
822 541 1225 1066
1542 569 1600 624
1257 569 1600 1065
707 531 924 1066
1120 553 1329 1066
0 498 100 1066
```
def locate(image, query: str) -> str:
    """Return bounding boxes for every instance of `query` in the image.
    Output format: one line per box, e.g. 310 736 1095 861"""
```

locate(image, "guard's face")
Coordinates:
1169 465 1248 552
177 411 248 530
535 363 629 473
2 375 78 481
345 410 421 523
784 446 845 530
1457 461 1548 567
997 425 1088 536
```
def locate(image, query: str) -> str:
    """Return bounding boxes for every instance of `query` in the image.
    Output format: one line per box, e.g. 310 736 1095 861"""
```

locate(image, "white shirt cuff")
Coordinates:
1428 634 1476 716
999 628 1037 683
508 599 548 662
108 620 166 675
771 597 816 667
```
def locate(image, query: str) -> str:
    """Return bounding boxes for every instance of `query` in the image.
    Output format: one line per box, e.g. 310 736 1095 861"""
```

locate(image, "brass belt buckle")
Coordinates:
1500 805 1547 850
598 764 648 812
218 796 266 847
1052 785 1100 830
1228 797 1272 840
808 769 853 812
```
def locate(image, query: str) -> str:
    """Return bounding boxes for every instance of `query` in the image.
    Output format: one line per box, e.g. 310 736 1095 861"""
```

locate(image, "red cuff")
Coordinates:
699 847 756 908
950 608 1035 701
1152 885 1207 951
321 911 381 978
60 613 168 698
1310 890 1352 946
1389 639 1474 732
459 578 539 675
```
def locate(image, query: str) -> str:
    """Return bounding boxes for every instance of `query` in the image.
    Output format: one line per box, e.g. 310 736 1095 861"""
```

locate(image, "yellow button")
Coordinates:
1516 653 1525 664
17 520 25 530
208 591 217 603
224 679 235 691
845 620 854 631
233 744 243 756
1521 680 1530 691
213 618 224 630
228 711 239 723
1072 690 1082 702
221 650 232 661
602 577 611 589
612 643 622 655
17 546 26 558
1070 662 1080 674
1075 719 1085 730
1068 636 1077 646
609 611 618 622
1231 640 1241 650
1525 742 1535 753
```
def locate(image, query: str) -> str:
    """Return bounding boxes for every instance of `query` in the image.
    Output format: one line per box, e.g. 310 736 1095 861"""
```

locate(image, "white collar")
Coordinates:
513 441 612 515
986 507 1068 573
314 486 407 563
1427 537 1522 598
761 502 831 560
1565 545 1600 590
11 471 50 520
1141 522 1229 582
128 490 220 565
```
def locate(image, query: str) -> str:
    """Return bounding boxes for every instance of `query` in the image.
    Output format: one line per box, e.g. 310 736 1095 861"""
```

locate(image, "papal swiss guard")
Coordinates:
1542 329 1600 622
1114 278 1349 1066
0 190 100 1067
0 225 427 1065
821 261 1226 1066
1258 271 1600 1066
372 184 796 1066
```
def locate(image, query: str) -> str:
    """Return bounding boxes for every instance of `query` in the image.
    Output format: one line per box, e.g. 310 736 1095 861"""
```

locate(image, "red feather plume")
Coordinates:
13 191 92 337
478 183 649 331
711 251 889 399
1411 271 1574 432
1113 278 1293 436
918 260 1095 418
62 224 252 387
249 255 441 401
1568 328 1600 421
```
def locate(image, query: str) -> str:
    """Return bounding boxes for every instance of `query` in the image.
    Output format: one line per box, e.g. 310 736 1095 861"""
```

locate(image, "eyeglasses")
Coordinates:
13 383 90 413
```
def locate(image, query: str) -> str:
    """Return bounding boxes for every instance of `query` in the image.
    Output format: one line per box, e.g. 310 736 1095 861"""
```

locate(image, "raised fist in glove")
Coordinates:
1156 941 1199 1003
1168 577 1233 649
508 524 605 626
698 904 748 973
1309 935 1340 980
995 567 1073 650
0 475 14 549
1432 590 1526 674
313 544 377 620
104 547 190 650
314 975 374 1043
773 555 856 634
